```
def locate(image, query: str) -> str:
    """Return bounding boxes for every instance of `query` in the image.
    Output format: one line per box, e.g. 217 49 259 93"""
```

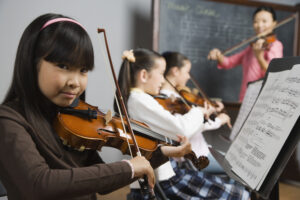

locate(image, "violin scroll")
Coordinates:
184 152 210 170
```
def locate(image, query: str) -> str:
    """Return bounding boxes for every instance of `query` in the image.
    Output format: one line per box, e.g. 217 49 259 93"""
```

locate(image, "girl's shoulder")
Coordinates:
128 90 158 107
0 103 22 119
0 102 29 128
129 89 152 100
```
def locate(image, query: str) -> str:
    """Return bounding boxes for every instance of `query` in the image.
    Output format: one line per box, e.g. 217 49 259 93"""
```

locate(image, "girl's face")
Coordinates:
143 58 166 95
253 10 276 34
38 59 88 107
175 60 191 87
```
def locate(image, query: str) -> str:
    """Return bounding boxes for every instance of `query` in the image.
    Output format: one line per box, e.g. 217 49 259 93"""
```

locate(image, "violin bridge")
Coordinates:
170 94 176 102
104 110 112 125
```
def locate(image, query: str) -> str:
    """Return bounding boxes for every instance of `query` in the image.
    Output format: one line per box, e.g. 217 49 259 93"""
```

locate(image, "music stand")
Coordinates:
210 56 300 199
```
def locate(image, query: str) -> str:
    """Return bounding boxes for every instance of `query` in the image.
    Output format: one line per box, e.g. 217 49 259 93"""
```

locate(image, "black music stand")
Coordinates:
210 56 300 199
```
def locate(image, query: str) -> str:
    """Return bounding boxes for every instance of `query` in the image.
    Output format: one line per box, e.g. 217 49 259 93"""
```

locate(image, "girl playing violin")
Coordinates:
116 48 250 200
208 6 283 102
161 51 231 173
0 13 191 200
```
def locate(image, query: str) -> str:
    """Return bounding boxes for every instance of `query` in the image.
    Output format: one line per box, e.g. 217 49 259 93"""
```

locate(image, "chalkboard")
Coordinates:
155 0 297 102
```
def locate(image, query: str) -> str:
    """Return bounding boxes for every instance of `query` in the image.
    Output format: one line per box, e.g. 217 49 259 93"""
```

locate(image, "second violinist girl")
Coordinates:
161 51 231 173
116 48 250 200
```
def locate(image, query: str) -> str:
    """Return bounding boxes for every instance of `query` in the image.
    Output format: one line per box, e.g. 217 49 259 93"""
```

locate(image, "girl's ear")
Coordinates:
139 69 149 83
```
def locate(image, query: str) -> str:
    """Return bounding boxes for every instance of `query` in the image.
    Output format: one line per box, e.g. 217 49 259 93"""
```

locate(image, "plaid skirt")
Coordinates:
129 159 250 200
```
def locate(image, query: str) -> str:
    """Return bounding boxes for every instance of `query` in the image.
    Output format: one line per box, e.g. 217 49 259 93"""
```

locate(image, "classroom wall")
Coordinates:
0 0 153 162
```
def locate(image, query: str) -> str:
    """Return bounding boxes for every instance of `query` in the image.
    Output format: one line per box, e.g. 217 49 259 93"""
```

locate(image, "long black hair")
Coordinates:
162 51 189 77
114 48 162 113
253 6 277 21
3 13 94 151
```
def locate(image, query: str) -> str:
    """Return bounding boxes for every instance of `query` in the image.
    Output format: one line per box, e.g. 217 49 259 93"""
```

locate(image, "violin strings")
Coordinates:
97 33 134 158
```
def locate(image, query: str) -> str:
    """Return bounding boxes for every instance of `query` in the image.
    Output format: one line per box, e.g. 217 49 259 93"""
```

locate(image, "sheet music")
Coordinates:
229 80 263 141
225 64 300 190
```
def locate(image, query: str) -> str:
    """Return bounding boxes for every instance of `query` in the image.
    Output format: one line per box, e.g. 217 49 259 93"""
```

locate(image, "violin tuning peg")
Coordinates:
78 145 86 152
104 110 112 125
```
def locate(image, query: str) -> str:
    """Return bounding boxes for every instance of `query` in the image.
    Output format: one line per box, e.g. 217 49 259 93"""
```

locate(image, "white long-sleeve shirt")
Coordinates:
128 88 205 140
128 88 206 181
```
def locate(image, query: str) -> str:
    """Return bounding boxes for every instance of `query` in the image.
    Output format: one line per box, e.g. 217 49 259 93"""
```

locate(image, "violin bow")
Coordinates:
97 29 156 199
190 74 228 115
165 76 216 109
222 13 296 56
189 75 213 105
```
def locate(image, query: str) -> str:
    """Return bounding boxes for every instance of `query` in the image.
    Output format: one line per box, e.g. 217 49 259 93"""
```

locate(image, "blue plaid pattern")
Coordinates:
129 159 250 200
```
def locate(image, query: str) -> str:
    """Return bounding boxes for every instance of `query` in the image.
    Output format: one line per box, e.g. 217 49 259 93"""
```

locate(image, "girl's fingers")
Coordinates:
176 134 184 142
146 168 155 189
227 120 232 129
130 156 155 188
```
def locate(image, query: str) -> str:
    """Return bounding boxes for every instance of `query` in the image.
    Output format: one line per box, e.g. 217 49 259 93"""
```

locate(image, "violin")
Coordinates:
177 86 206 107
253 33 277 50
153 94 190 115
154 89 216 113
164 77 218 109
54 99 209 170
177 86 222 111
154 89 219 122
263 33 277 45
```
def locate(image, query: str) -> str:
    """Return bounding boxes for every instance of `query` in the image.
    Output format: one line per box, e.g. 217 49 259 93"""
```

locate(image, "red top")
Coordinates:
218 39 283 101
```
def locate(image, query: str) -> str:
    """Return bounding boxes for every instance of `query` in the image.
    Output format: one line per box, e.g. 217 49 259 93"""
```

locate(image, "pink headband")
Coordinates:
41 17 86 31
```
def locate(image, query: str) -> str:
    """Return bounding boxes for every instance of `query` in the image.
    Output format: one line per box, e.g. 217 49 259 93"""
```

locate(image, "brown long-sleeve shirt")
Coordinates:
0 102 168 200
